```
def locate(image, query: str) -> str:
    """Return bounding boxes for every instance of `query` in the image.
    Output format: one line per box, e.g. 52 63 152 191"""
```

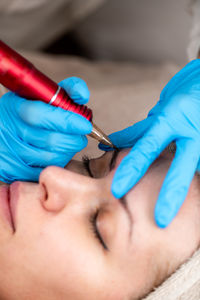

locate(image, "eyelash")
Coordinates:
89 210 108 251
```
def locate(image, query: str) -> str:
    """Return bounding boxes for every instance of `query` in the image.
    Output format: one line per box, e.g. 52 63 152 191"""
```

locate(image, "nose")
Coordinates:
39 166 102 212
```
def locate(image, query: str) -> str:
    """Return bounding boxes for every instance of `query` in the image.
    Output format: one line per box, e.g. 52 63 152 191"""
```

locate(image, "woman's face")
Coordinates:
0 149 199 300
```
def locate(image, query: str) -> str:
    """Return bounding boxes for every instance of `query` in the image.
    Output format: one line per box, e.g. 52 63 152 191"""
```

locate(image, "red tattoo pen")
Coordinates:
0 40 115 148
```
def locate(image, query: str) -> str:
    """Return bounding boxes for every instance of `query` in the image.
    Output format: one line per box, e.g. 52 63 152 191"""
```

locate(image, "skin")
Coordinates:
0 149 199 300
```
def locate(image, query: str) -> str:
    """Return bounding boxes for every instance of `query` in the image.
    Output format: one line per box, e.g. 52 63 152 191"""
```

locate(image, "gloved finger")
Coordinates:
18 143 73 167
15 95 92 134
148 101 162 117
59 77 90 105
111 118 173 198
99 116 155 151
0 128 76 182
0 152 42 183
154 138 199 228
196 158 200 173
17 122 88 153
1 127 82 168
160 59 200 101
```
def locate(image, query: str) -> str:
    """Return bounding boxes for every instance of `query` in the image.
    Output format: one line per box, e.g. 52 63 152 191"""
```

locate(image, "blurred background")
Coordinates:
66 0 192 64
0 0 196 157
0 0 192 64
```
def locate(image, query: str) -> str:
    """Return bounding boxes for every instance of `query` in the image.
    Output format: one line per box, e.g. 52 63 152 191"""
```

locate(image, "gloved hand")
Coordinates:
100 59 200 228
0 77 92 183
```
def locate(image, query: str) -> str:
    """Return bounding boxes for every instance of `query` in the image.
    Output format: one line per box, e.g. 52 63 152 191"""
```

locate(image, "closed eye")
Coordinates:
90 210 108 251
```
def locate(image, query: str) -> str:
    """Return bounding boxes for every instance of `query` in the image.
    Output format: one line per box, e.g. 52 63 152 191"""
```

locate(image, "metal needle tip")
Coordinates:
89 122 117 149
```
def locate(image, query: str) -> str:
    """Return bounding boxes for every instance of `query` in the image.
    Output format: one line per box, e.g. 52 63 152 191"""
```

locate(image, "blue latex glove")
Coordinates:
100 59 200 228
0 77 92 183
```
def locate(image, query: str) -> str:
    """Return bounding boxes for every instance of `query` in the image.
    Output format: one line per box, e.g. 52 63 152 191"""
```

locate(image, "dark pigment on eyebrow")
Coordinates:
82 149 120 178
82 155 94 178
109 149 120 171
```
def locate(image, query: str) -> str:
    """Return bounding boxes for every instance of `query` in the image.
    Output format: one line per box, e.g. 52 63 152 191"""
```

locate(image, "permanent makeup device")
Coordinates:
0 40 115 148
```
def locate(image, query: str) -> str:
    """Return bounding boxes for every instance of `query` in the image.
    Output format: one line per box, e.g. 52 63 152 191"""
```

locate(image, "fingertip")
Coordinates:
111 172 128 199
98 133 119 151
111 183 122 199
98 143 114 151
68 113 92 134
76 84 90 104
80 117 92 133
80 135 88 150
59 77 90 104
154 197 174 228
154 213 169 228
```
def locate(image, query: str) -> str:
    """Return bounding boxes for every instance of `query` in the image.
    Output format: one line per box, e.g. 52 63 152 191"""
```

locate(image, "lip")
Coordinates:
0 184 15 231
9 182 21 232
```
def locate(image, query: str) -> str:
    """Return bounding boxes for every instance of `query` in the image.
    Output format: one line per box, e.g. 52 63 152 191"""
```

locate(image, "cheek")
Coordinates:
127 161 171 225
15 215 108 297
124 168 169 252
127 182 155 227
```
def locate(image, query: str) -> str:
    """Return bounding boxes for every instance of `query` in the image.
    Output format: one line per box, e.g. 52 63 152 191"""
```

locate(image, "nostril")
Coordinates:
39 183 49 211
41 183 48 202
39 181 66 213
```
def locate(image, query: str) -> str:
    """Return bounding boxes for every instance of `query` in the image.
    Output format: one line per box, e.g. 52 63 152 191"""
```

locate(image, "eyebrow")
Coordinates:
109 149 120 171
119 196 133 242
85 149 119 178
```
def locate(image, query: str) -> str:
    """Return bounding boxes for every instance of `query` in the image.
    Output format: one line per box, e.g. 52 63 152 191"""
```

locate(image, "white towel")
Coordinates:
143 248 200 300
